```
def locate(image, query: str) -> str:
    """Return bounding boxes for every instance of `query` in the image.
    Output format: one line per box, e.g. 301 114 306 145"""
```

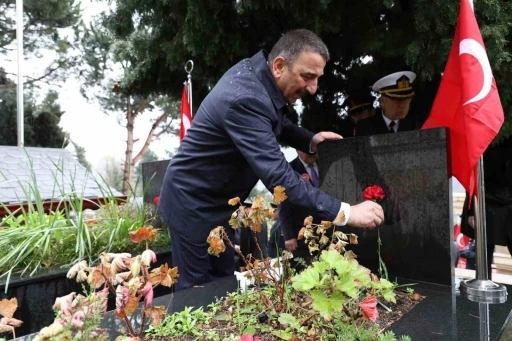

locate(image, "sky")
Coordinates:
3 0 181 170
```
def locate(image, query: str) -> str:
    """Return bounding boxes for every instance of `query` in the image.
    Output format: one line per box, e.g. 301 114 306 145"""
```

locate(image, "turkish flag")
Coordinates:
422 0 504 200
179 84 192 141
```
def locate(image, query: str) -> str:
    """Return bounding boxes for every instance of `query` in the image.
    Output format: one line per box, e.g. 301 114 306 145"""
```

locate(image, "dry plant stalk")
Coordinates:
208 186 291 312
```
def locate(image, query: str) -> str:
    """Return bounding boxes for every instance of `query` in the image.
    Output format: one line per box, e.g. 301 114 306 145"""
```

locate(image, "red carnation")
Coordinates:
359 295 379 322
239 334 262 341
153 196 160 204
362 185 385 201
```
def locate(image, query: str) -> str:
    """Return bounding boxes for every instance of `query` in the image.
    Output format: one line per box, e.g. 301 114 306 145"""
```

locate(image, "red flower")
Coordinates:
239 334 261 341
153 196 160 204
359 295 379 322
362 185 385 201
301 173 311 184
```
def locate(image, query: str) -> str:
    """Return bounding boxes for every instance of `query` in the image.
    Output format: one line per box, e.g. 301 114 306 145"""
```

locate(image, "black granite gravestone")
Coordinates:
318 128 454 287
141 159 171 228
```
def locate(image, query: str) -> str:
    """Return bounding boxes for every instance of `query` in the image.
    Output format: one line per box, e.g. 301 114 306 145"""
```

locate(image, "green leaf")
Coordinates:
292 267 320 291
350 264 371 286
333 257 353 276
336 275 359 298
243 325 257 335
320 250 343 269
312 260 330 275
381 288 397 303
278 313 301 330
311 289 345 318
271 330 292 340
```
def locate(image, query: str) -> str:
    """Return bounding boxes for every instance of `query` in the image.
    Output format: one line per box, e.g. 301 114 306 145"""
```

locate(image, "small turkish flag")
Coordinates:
180 84 192 141
422 0 504 200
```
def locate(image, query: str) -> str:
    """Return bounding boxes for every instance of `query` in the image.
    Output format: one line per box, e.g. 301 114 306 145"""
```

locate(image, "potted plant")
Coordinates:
0 163 170 338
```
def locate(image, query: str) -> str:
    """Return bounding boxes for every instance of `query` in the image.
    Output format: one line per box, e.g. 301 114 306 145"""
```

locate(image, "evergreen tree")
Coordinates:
0 71 68 147
0 0 82 88
71 141 92 172
77 22 180 194
98 0 512 139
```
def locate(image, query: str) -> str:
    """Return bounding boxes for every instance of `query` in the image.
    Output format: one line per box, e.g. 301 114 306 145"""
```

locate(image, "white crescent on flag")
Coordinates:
459 38 493 106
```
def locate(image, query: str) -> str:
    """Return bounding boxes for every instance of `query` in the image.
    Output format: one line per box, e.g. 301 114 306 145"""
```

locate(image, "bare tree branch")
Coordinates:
0 64 65 89
132 112 169 165
155 117 176 137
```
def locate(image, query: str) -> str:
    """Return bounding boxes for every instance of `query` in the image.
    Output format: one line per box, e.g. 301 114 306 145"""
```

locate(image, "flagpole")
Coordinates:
185 60 194 117
16 0 24 147
459 2 507 341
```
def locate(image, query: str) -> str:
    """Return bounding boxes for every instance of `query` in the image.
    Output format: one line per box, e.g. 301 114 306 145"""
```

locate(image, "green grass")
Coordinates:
0 149 169 291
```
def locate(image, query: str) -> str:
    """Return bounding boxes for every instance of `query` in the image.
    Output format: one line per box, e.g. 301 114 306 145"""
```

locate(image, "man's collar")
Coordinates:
250 50 286 112
299 157 317 171
381 111 398 126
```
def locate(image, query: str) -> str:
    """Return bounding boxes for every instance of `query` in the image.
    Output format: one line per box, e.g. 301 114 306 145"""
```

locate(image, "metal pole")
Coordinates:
185 60 194 117
458 3 507 339
187 74 193 117
16 0 24 146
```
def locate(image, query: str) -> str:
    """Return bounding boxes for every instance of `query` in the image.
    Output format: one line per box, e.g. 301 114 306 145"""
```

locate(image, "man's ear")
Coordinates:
271 56 286 78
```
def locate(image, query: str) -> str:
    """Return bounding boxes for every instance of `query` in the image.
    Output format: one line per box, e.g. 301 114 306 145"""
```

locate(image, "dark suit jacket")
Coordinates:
355 108 420 136
159 51 341 241
279 157 321 244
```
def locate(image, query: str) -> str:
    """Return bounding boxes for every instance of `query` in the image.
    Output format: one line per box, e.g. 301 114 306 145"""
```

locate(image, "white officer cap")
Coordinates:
372 71 416 98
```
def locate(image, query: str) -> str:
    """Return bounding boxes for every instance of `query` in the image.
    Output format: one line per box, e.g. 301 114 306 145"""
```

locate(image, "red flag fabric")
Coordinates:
180 84 192 141
422 0 504 199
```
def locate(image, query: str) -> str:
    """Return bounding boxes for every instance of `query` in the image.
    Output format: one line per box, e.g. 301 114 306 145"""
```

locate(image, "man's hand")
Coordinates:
468 216 475 229
311 132 343 153
347 201 384 229
285 238 298 251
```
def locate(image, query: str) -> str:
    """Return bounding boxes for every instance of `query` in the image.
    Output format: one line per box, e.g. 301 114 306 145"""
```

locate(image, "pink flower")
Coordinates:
141 250 157 266
138 281 154 308
115 285 129 311
97 287 109 313
71 311 85 328
359 295 379 322
153 196 160 204
239 334 262 341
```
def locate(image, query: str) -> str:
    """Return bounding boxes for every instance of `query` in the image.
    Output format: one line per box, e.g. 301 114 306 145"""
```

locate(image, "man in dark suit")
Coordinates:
158 29 384 291
461 136 512 278
342 91 377 137
278 150 322 267
356 71 420 136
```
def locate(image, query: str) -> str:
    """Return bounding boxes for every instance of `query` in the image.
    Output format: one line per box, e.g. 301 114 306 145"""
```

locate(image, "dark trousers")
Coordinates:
466 244 495 279
169 227 235 292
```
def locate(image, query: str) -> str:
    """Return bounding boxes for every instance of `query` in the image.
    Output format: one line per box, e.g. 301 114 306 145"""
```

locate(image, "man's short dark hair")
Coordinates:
268 29 330 69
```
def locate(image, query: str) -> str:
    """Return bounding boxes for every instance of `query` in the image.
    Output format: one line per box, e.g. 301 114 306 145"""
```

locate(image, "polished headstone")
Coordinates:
318 128 454 286
141 159 170 228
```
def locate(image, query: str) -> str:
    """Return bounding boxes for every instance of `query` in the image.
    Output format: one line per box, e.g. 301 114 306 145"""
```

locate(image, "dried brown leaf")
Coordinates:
303 216 313 226
298 227 305 240
273 185 287 204
150 264 179 287
145 306 167 326
0 316 23 333
349 234 359 245
129 227 157 243
124 295 141 315
228 197 240 206
251 195 264 209
0 298 17 318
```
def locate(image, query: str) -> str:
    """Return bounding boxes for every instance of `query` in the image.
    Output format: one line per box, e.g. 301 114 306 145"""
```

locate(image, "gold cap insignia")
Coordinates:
397 76 410 89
